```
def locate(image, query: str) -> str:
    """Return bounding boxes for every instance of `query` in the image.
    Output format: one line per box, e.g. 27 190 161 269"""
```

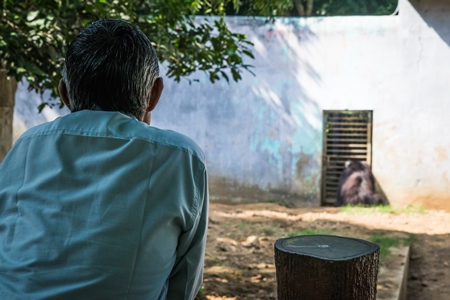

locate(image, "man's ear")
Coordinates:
58 79 71 110
146 77 164 112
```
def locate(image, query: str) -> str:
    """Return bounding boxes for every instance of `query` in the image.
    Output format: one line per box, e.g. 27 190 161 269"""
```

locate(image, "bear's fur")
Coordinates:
335 160 384 207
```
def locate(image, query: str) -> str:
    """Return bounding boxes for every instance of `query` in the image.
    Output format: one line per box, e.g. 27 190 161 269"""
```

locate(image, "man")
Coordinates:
0 20 208 299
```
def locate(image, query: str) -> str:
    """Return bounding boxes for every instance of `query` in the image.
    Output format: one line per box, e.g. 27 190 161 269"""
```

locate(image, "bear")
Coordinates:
335 160 384 207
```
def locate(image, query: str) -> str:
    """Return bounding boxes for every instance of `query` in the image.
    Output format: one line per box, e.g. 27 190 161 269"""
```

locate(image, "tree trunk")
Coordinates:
0 69 18 162
294 0 306 16
294 0 314 16
305 0 314 16
274 235 379 300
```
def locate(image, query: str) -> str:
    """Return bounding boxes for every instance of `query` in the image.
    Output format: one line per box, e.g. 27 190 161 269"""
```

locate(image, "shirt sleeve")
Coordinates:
167 164 209 300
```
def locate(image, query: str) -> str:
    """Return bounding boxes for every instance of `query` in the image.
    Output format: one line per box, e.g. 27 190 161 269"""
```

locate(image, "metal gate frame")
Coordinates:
321 110 373 206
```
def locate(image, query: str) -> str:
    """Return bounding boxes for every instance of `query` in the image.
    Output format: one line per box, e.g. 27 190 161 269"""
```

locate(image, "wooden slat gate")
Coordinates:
321 110 373 205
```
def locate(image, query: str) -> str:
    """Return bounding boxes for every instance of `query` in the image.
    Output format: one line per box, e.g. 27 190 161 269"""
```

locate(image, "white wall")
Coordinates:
14 0 450 210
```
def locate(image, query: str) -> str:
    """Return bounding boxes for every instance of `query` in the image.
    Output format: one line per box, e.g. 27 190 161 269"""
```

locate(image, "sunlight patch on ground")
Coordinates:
213 207 450 235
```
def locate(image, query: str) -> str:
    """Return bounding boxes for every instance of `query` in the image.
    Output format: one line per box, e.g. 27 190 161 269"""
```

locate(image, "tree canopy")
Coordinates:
0 0 397 109
227 0 398 17
0 0 292 109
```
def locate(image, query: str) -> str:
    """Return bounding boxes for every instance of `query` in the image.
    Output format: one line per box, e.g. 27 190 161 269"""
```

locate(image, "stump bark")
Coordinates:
274 235 380 300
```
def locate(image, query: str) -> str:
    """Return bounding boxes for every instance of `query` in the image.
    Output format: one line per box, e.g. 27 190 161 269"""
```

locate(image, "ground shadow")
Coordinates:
198 203 450 300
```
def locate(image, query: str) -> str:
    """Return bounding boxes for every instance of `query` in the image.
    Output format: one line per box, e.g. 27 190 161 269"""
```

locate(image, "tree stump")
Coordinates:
274 235 380 300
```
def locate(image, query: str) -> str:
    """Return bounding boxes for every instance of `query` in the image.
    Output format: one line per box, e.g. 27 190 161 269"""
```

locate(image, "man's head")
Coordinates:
60 19 163 123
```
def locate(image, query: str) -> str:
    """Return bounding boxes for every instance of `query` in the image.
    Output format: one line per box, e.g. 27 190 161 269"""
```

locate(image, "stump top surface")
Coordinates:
275 235 379 261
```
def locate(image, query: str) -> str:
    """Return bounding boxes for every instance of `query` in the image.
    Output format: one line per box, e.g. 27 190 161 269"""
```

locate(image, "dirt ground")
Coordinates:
195 202 450 300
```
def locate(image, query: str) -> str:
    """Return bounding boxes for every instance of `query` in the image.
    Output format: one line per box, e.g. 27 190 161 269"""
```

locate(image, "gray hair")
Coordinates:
62 19 159 119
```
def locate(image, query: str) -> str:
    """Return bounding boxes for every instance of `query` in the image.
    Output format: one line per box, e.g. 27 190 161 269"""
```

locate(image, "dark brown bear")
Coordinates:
335 160 384 207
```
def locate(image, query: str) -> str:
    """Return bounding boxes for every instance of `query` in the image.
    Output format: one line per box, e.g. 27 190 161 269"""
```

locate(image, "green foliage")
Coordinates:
0 0 397 110
368 235 398 258
261 227 275 236
227 0 293 18
196 285 205 296
340 204 426 215
227 0 398 16
0 0 289 108
313 0 398 16
368 234 413 259
237 222 248 231
288 229 334 237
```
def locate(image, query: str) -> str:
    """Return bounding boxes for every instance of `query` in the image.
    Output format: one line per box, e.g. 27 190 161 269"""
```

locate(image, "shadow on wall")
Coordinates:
199 17 324 206
374 176 390 206
155 18 324 205
410 0 450 46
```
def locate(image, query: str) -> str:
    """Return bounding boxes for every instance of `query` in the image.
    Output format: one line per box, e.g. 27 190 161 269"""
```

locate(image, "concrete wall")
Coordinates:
13 0 450 210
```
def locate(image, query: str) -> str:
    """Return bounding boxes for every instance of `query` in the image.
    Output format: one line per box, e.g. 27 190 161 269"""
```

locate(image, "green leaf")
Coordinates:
242 50 254 59
231 68 241 81
220 71 229 82
27 19 46 27
27 10 40 22
38 102 49 112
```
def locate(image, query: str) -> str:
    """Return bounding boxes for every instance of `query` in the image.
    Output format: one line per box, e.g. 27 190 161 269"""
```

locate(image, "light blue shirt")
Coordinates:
0 110 209 299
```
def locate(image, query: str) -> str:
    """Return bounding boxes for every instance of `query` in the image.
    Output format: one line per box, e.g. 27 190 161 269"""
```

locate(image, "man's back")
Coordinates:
0 110 208 299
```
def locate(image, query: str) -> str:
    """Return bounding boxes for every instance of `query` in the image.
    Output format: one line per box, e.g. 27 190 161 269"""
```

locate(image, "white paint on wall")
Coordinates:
152 0 450 209
13 0 450 209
